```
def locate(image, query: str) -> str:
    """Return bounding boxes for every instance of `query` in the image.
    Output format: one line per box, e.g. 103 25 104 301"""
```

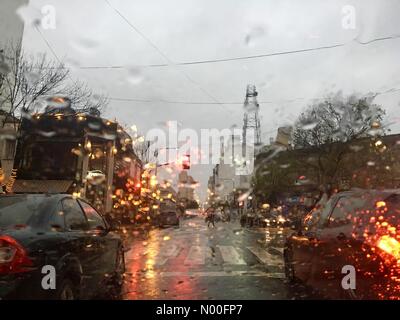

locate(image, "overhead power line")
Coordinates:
73 34 400 70
35 25 62 65
103 0 231 114
108 86 400 105
31 26 400 108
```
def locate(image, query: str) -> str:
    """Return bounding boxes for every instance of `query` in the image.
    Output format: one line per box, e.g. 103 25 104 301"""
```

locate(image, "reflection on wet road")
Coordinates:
121 217 306 300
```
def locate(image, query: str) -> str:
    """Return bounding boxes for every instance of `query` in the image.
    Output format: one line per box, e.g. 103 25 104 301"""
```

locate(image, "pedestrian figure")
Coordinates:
205 207 216 228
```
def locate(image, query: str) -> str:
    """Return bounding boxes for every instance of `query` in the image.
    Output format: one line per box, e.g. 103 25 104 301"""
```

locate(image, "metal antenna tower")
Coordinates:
242 85 262 146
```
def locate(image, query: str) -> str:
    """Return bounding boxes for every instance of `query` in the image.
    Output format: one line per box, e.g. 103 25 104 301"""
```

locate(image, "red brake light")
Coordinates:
376 201 386 209
0 235 33 274
182 154 190 170
377 235 400 260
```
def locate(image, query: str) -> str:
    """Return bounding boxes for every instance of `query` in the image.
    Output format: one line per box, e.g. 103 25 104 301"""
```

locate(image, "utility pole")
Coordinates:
242 85 262 148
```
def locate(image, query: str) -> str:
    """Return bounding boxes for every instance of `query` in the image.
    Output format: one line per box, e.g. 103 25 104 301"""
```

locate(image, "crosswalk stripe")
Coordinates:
217 245 246 265
153 244 181 266
247 246 283 266
162 244 181 257
184 246 211 265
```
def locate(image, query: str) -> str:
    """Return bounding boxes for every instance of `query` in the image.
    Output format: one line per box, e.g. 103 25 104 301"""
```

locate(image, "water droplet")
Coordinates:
24 71 40 86
245 26 267 47
38 130 56 138
88 121 101 130
127 67 143 85
16 4 42 27
0 61 10 75
21 109 32 119
349 145 363 152
299 119 318 130
71 37 99 53
45 96 71 110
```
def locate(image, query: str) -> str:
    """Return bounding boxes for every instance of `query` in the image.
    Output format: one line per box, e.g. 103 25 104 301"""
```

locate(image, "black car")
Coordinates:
0 194 125 300
154 200 179 227
156 211 179 227
284 189 400 299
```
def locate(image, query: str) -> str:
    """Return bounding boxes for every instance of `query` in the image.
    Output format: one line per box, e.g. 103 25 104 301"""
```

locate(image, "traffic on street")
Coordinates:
121 213 299 300
1 0 400 304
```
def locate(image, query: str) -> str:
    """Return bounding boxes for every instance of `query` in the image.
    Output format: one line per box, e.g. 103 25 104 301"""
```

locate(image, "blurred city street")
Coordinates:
121 215 305 300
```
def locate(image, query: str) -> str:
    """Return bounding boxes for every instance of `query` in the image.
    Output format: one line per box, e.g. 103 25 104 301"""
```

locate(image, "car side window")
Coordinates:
78 200 106 230
49 201 66 229
327 196 366 228
301 197 337 231
302 208 321 231
62 198 88 231
317 197 337 228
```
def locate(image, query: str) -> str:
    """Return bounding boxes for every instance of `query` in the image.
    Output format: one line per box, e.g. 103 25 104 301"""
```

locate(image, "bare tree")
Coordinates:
61 80 108 115
0 42 108 126
132 139 151 164
0 43 68 124
252 149 298 204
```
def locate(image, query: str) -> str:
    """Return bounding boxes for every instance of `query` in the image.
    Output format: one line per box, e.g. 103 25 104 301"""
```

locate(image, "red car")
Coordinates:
284 189 400 299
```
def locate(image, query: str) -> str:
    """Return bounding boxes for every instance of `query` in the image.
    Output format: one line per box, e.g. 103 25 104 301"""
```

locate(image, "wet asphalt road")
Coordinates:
120 215 312 300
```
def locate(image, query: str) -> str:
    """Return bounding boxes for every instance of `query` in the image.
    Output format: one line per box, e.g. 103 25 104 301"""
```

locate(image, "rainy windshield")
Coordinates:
1 0 400 305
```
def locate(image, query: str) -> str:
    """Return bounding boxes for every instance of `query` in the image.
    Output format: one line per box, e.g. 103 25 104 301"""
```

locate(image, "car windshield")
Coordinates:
0 196 51 229
2 0 400 303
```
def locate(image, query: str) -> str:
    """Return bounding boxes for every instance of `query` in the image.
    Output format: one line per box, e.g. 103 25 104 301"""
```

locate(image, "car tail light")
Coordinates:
0 235 33 274
377 235 400 260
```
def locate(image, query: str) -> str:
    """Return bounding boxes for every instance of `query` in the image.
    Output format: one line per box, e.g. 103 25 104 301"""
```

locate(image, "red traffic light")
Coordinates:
182 154 190 170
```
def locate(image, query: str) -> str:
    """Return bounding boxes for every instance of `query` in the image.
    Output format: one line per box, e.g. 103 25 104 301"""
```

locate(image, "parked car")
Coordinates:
183 209 200 219
154 199 179 227
0 194 125 300
156 211 179 227
284 189 400 299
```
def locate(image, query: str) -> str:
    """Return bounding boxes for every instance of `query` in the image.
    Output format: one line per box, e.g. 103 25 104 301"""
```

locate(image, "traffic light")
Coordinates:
134 182 142 194
182 154 190 170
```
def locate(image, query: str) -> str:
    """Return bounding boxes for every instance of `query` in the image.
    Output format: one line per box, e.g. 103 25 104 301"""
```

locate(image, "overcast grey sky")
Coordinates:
16 0 400 200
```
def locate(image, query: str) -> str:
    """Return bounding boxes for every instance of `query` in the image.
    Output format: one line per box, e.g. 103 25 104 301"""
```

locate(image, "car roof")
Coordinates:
2 193 71 199
0 194 93 230
333 188 400 199
0 193 86 206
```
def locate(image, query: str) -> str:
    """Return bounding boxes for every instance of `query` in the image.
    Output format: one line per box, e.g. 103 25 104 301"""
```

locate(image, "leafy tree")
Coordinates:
292 92 386 189
252 147 298 204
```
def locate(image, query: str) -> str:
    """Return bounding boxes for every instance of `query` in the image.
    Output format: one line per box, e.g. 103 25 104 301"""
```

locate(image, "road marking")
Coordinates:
184 246 211 265
153 244 182 266
247 246 284 267
217 245 246 265
159 271 285 278
162 244 181 257
271 247 284 255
